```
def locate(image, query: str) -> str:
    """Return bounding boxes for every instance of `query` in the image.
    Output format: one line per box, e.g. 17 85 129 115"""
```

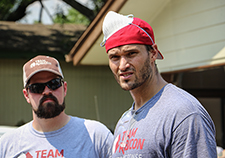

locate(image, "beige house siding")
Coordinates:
0 59 32 125
152 0 225 72
0 59 133 130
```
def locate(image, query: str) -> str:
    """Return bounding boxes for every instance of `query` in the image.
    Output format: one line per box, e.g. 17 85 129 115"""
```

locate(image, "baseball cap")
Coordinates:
100 11 163 59
23 55 64 87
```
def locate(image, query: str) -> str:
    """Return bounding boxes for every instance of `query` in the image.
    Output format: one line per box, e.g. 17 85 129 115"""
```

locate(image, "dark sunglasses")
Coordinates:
26 78 63 94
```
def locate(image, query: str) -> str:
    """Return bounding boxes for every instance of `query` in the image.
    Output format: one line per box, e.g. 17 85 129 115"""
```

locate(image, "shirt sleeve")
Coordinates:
84 119 114 158
170 113 217 158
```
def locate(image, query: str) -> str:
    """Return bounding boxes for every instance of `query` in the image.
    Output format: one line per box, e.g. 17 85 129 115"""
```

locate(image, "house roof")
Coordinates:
65 0 127 64
0 21 86 60
66 0 225 75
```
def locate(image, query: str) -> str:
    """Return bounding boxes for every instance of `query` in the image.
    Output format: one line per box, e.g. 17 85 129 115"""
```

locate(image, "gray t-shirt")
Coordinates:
0 116 113 158
112 84 217 158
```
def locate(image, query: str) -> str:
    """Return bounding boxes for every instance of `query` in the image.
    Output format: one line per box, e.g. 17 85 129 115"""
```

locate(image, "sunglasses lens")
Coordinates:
28 83 45 94
27 78 63 94
47 78 62 90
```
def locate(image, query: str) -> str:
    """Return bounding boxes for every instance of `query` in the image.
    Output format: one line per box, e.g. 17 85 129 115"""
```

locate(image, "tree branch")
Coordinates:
62 0 95 21
39 0 54 23
7 0 37 21
39 0 43 23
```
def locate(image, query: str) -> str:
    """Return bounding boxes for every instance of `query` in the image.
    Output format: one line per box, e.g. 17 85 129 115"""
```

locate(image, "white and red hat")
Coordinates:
101 11 163 59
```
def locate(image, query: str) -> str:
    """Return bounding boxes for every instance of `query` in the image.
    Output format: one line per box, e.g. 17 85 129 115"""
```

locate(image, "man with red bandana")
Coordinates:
101 11 217 158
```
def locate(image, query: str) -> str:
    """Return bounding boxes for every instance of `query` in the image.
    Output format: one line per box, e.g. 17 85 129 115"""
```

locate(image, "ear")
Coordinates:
23 88 31 103
63 81 67 97
151 44 158 61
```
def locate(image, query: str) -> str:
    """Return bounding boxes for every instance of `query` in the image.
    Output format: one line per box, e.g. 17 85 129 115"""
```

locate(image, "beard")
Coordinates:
33 94 65 119
115 55 153 91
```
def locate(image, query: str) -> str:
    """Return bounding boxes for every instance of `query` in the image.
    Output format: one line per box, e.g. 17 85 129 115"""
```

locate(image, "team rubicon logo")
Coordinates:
30 59 52 68
18 149 64 158
112 128 145 155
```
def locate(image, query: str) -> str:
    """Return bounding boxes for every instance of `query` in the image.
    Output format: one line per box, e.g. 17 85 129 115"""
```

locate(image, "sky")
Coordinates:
18 0 92 25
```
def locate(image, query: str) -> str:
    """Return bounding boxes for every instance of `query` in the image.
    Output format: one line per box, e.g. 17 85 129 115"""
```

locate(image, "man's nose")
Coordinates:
119 57 130 71
42 85 52 95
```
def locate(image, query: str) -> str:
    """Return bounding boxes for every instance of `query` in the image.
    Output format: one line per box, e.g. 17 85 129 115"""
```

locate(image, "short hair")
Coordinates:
145 45 153 52
145 45 159 74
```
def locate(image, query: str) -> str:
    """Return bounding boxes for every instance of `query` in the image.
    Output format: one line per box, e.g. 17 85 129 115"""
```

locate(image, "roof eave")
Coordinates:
65 0 127 65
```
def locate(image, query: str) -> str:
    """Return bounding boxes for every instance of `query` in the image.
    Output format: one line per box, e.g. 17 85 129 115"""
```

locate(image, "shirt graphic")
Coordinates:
18 149 64 158
112 128 145 156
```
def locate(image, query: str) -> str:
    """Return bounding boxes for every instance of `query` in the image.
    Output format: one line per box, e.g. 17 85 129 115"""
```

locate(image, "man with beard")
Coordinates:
100 11 217 158
0 55 113 158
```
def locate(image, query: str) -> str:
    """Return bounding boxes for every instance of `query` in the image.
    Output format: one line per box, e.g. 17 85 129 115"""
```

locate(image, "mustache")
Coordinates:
39 94 58 105
119 67 135 73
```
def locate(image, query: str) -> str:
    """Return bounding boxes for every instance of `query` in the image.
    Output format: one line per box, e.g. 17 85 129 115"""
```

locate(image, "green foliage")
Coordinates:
53 8 90 26
0 0 106 24
0 0 36 21
92 0 106 13
0 0 17 20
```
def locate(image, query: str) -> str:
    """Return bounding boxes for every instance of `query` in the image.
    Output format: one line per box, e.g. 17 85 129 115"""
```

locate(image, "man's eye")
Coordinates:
110 55 119 60
128 52 137 56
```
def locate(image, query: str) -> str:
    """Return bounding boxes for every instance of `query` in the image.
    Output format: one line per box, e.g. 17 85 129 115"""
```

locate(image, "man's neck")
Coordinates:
32 112 70 132
130 74 167 111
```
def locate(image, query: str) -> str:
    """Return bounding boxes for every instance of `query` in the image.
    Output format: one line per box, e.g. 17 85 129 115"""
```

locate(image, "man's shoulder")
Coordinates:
159 84 206 116
163 83 199 104
0 122 31 145
84 119 109 130
69 116 113 138
70 116 109 130
0 125 18 138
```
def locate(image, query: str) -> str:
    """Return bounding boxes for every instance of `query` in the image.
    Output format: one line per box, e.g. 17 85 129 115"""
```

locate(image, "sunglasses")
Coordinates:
26 78 63 94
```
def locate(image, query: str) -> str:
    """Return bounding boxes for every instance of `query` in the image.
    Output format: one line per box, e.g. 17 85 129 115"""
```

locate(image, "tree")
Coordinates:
53 7 90 25
0 0 107 24
0 0 37 21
